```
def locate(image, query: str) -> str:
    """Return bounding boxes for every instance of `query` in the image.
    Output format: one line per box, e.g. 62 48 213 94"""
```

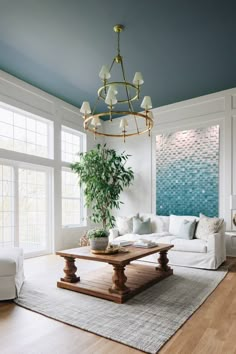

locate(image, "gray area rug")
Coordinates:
15 261 227 354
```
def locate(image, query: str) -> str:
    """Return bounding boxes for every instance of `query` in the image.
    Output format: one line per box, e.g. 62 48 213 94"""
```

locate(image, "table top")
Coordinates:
56 244 174 265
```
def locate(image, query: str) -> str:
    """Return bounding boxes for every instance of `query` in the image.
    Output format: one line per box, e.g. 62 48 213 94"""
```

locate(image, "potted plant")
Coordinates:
71 144 134 250
87 228 109 253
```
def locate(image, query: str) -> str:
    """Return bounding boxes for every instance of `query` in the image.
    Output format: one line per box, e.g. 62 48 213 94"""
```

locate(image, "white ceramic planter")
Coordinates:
90 237 109 251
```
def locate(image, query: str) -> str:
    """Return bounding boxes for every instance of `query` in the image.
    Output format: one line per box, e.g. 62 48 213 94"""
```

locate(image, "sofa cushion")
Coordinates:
140 214 169 233
116 214 138 235
154 235 177 244
195 214 224 241
113 232 171 243
171 238 207 253
133 216 152 234
169 215 198 236
177 220 197 240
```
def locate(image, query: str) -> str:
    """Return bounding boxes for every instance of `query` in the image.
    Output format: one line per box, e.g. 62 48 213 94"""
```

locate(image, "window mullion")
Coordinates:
14 165 19 247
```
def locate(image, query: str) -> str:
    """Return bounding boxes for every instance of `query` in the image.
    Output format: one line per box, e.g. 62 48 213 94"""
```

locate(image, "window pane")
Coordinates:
19 168 48 252
61 126 81 163
0 164 14 248
0 104 52 158
62 170 81 226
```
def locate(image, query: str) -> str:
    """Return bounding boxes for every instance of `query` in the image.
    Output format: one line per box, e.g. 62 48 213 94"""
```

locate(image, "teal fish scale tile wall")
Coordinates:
156 125 219 217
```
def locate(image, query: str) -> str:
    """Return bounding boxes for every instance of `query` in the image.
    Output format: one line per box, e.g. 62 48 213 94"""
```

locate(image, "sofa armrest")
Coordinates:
109 228 119 241
207 231 226 264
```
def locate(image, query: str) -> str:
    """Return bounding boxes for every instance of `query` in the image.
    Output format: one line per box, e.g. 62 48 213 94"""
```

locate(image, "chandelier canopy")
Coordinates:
80 24 154 141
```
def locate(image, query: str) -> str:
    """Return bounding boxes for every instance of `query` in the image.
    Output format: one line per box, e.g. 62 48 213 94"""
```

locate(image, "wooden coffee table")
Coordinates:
56 244 174 303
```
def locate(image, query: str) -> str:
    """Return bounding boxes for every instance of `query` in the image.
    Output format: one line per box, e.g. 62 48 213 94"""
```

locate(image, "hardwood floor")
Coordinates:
0 256 236 354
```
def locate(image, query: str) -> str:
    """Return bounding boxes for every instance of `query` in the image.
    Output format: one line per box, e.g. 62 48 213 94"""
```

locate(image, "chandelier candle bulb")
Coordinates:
133 72 144 85
91 117 102 127
148 110 154 120
99 65 111 80
80 101 91 115
105 91 118 106
119 118 128 129
107 85 118 96
141 96 153 110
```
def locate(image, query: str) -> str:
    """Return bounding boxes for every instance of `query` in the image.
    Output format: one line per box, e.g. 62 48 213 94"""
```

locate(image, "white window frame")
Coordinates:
0 158 53 258
0 101 54 160
61 125 86 228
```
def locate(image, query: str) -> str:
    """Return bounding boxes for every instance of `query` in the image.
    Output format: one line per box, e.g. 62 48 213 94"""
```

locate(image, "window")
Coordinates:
19 167 49 252
0 102 53 256
0 103 53 158
0 161 51 256
0 165 14 248
62 169 82 226
61 126 86 227
0 97 86 256
61 125 81 163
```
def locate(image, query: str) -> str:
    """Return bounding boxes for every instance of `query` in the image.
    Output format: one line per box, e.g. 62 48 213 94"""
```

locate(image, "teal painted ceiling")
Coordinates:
0 0 235 112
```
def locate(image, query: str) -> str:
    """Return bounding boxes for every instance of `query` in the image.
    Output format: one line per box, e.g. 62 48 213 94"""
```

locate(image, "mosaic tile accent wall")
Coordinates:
156 126 219 217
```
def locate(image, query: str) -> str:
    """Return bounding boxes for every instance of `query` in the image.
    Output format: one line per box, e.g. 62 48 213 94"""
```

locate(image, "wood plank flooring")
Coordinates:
0 256 236 354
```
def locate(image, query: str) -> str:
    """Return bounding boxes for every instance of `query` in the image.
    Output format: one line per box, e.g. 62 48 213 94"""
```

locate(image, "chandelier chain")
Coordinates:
91 96 100 116
109 58 116 73
117 31 121 56
120 59 140 133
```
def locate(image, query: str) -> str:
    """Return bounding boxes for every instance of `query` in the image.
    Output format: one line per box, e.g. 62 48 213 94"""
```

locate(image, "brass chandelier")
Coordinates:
80 24 154 141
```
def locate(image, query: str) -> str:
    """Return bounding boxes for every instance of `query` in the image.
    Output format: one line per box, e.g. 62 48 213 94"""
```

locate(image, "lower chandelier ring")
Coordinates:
84 111 153 138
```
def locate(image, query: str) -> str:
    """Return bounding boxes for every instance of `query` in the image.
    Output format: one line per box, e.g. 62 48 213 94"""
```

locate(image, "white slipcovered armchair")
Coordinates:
0 248 24 300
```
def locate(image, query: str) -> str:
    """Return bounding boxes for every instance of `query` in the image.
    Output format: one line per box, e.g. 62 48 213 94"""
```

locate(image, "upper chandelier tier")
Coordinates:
80 24 154 141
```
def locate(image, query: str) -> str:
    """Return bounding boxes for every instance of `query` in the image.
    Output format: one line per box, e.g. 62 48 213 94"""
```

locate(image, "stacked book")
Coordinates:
133 239 157 248
111 240 133 247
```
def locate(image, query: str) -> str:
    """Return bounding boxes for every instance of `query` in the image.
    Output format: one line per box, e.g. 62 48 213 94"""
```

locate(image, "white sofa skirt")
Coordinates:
139 249 223 270
110 231 226 270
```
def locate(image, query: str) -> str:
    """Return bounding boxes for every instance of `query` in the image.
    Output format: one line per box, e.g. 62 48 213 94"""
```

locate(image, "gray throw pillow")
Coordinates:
133 217 152 235
177 219 196 240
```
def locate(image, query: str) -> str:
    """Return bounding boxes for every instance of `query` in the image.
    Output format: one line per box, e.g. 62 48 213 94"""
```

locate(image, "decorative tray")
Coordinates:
91 246 129 255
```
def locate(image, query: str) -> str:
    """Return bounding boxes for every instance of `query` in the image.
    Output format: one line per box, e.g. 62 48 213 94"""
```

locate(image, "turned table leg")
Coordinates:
156 250 171 272
61 256 80 283
109 264 130 295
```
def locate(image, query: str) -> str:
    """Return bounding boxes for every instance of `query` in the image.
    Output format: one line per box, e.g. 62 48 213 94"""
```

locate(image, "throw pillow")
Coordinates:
133 216 152 235
177 219 197 240
195 214 224 241
169 215 198 236
116 214 137 235
140 214 170 233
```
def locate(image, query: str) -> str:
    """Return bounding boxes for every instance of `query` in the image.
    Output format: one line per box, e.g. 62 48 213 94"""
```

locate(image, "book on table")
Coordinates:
111 240 133 247
133 239 157 248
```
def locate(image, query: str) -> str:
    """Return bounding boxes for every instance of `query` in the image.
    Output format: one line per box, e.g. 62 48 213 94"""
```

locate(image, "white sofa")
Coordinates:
110 214 226 270
0 248 24 300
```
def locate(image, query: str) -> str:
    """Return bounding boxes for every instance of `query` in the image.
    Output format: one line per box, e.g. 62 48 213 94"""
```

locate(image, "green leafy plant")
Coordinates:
87 228 109 239
71 144 134 229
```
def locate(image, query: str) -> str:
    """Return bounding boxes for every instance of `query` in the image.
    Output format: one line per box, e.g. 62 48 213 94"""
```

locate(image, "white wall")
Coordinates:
0 70 102 251
104 88 236 231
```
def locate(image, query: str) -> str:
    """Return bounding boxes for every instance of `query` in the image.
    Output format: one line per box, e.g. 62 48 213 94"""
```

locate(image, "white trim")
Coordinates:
13 166 19 247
